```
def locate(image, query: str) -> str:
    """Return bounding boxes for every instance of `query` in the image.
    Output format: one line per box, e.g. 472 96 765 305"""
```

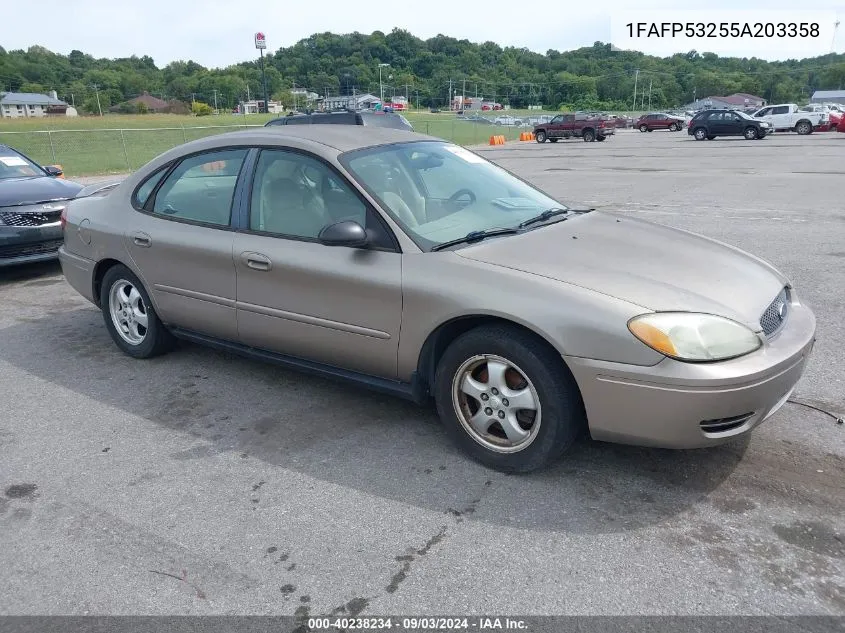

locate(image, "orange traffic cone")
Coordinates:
489 135 498 145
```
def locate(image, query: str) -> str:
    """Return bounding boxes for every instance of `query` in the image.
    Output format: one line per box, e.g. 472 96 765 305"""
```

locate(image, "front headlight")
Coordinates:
628 313 761 362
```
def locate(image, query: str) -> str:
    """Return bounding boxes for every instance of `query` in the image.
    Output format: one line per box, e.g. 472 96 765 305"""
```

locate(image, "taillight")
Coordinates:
60 207 67 231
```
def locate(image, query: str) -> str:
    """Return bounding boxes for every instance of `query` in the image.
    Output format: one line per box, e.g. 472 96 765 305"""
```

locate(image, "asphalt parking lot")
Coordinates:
1 129 843 617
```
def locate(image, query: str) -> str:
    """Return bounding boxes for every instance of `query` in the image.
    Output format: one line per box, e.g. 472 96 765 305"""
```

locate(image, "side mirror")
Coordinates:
318 220 368 248
44 165 64 178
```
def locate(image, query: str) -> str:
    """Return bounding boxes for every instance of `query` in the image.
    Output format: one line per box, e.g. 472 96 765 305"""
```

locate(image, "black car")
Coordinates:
687 109 771 141
265 110 414 132
0 146 117 267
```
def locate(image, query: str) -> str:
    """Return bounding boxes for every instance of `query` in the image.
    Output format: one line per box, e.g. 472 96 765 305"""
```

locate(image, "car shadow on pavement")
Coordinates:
0 261 62 285
0 305 751 535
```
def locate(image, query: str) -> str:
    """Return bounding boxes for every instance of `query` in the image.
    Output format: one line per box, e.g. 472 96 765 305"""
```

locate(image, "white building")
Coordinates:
810 90 845 104
323 93 382 111
0 91 69 118
237 99 285 114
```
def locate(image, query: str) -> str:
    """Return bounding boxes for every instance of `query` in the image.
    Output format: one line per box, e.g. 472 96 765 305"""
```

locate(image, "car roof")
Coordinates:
130 126 441 179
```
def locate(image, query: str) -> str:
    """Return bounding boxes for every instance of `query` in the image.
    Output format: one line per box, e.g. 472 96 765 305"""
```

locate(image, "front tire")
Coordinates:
744 126 758 140
639 124 648 132
549 137 558 143
535 130 547 143
100 265 174 359
433 325 585 473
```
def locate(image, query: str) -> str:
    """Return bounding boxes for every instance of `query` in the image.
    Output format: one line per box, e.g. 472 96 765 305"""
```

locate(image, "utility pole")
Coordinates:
648 79 652 110
462 78 466 110
92 84 103 116
448 78 452 110
212 89 218 113
632 69 639 113
378 63 390 105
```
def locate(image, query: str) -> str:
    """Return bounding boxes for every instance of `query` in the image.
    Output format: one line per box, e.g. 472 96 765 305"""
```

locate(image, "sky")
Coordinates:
3 0 845 68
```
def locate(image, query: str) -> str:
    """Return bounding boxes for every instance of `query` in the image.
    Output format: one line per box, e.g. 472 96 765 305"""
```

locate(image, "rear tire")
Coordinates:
669 123 679 131
434 325 585 473
535 130 547 143
582 129 595 142
795 121 812 135
100 265 174 359
693 127 707 141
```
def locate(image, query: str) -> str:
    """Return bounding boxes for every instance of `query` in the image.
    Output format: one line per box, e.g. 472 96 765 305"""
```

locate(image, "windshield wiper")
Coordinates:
431 227 521 251
518 206 594 229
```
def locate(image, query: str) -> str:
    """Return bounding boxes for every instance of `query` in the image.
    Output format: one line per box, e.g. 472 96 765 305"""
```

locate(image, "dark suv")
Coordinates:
687 109 770 141
265 110 414 132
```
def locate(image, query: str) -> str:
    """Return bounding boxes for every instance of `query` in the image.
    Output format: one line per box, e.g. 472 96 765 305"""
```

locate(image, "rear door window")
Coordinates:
150 149 247 226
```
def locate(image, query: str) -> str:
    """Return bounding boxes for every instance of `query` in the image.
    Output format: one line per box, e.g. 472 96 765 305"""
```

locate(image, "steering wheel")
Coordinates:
447 188 477 209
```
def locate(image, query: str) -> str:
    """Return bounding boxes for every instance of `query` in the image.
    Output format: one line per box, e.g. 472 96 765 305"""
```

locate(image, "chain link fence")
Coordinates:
0 124 263 177
0 114 567 177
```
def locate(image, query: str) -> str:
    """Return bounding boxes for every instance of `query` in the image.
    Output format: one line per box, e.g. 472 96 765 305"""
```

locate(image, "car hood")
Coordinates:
0 176 84 207
455 212 788 327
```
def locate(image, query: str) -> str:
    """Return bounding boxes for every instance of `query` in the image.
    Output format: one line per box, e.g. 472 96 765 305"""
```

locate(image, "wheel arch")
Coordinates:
415 314 576 400
92 257 160 314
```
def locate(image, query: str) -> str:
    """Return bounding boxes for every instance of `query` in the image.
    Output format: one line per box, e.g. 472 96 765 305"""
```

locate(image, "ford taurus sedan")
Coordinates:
58 127 816 472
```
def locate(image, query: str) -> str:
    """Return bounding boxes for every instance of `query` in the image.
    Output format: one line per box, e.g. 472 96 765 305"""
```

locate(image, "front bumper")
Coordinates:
0 223 64 267
565 299 816 449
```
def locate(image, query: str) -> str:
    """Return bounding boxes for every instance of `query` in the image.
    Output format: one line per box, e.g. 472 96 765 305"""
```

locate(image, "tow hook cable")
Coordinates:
787 399 844 425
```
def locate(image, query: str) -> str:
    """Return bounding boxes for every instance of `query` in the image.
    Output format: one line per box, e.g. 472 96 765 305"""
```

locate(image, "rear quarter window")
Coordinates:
133 167 169 209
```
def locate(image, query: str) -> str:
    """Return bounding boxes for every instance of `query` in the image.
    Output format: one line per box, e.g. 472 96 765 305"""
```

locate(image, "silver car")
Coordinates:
59 127 816 472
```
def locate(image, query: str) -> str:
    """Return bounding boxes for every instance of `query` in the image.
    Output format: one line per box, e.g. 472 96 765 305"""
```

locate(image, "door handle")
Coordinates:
242 252 272 272
132 232 152 247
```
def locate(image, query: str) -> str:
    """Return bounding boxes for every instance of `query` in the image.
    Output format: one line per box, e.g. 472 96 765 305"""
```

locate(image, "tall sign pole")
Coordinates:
255 32 269 113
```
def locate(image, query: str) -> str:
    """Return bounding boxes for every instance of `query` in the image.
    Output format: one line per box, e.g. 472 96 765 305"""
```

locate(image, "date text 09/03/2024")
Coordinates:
307 617 528 630
625 22 820 38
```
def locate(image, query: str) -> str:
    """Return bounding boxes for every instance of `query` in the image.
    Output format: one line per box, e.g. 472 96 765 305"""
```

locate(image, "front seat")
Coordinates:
355 163 421 228
261 177 330 238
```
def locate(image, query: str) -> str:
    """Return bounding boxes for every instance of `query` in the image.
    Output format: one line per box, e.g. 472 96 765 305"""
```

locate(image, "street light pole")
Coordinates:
378 63 389 105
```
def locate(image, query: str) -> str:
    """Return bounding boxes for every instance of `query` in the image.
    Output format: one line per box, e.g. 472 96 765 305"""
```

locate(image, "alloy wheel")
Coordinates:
109 279 149 345
451 354 542 453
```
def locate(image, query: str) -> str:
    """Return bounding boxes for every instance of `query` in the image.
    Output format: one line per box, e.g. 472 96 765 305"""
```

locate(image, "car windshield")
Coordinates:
735 111 755 120
0 150 42 180
342 141 565 250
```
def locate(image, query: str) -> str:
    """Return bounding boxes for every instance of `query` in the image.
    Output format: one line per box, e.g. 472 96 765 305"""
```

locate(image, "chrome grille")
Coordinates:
760 287 789 337
0 210 62 227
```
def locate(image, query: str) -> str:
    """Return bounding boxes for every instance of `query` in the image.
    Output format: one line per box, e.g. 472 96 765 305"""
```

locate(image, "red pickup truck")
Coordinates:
533 113 615 143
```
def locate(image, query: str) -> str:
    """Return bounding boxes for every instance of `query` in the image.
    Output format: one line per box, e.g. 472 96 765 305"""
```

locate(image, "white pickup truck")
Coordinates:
750 103 827 134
